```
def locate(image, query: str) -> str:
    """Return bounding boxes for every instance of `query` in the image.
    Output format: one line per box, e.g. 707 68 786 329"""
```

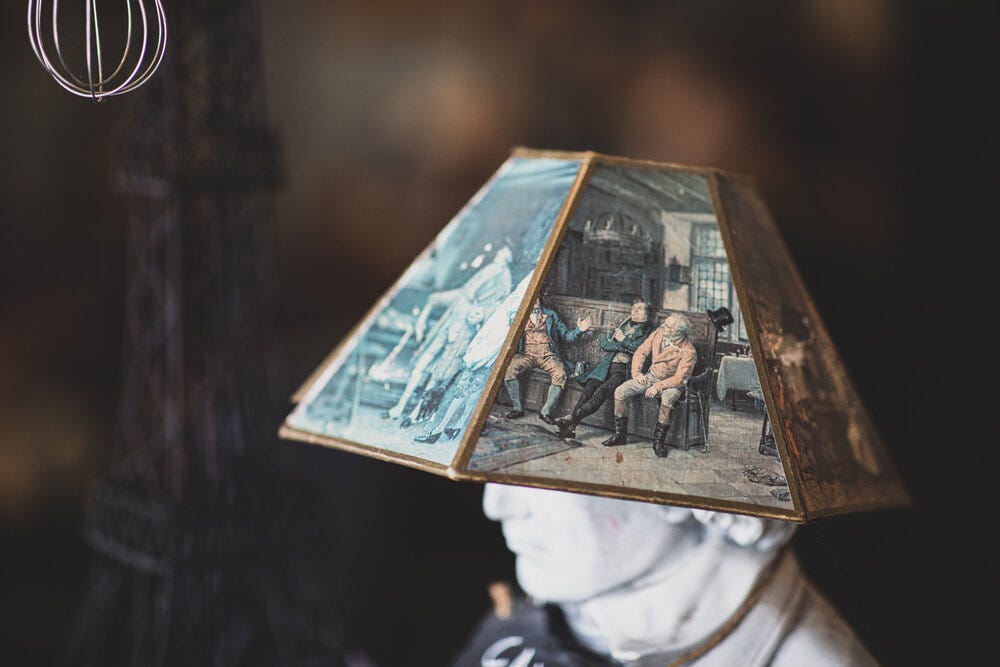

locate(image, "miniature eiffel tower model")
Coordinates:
63 2 345 664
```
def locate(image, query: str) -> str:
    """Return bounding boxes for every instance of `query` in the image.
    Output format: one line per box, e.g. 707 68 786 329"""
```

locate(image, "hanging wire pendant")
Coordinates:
27 0 167 102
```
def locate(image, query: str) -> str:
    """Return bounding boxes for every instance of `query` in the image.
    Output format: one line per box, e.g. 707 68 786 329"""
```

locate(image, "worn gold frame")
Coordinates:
280 148 911 522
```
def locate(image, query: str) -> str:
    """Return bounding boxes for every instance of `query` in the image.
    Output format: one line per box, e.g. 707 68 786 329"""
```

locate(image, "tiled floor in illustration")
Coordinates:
486 402 791 509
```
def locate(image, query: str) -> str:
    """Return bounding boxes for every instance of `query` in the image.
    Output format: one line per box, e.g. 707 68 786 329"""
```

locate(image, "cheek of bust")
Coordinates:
512 511 660 602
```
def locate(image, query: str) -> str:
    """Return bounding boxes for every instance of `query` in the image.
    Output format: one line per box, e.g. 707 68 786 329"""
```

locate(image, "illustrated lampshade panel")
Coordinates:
281 148 910 522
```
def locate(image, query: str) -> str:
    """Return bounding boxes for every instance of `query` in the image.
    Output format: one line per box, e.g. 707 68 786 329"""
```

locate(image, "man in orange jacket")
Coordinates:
607 313 697 456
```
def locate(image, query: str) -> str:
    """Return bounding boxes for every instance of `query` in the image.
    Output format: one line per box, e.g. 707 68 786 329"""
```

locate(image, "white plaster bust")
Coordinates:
482 483 879 666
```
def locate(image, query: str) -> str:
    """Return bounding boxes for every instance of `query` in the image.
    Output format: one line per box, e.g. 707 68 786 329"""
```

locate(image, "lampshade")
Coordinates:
280 148 910 522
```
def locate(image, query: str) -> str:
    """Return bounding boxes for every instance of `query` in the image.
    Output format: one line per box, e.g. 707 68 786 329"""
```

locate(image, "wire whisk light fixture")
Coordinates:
27 0 167 102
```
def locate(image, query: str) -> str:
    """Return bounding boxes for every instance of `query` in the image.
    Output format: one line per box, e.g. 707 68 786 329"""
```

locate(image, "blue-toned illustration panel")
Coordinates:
288 157 583 465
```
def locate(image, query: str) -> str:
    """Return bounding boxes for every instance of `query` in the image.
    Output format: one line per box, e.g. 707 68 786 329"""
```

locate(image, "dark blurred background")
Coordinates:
1 1 995 665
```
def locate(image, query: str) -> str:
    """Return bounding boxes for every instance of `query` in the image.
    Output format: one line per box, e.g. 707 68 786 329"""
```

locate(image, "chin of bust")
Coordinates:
515 560 619 603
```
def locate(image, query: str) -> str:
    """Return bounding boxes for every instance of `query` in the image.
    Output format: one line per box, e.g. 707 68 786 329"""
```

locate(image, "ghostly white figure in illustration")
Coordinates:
465 484 878 667
386 246 514 421
414 274 534 442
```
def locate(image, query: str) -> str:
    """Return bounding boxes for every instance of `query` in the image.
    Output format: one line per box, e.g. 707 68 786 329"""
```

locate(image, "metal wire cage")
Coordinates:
27 0 167 101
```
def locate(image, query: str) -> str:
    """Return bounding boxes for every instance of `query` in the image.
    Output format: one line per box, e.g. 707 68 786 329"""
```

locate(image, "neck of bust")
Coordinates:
557 529 785 665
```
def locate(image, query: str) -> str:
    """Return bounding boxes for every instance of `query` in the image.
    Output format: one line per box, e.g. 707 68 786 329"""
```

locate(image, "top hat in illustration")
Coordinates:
707 307 735 332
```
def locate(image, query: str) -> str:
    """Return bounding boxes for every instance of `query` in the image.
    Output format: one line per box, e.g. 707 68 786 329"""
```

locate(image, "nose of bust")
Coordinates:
482 483 529 521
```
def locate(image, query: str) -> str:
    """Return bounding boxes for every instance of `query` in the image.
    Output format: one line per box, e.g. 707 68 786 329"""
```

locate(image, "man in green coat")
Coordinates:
555 299 653 443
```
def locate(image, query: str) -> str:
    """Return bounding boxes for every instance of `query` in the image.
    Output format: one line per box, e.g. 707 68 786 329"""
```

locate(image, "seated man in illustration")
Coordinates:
554 299 654 442
503 297 593 424
610 313 697 457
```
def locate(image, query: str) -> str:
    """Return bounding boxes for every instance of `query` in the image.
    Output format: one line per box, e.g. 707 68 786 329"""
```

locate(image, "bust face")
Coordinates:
483 484 696 602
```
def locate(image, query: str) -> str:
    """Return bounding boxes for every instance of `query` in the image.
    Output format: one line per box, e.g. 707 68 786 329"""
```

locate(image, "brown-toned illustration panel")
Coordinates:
713 174 910 518
464 163 795 511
